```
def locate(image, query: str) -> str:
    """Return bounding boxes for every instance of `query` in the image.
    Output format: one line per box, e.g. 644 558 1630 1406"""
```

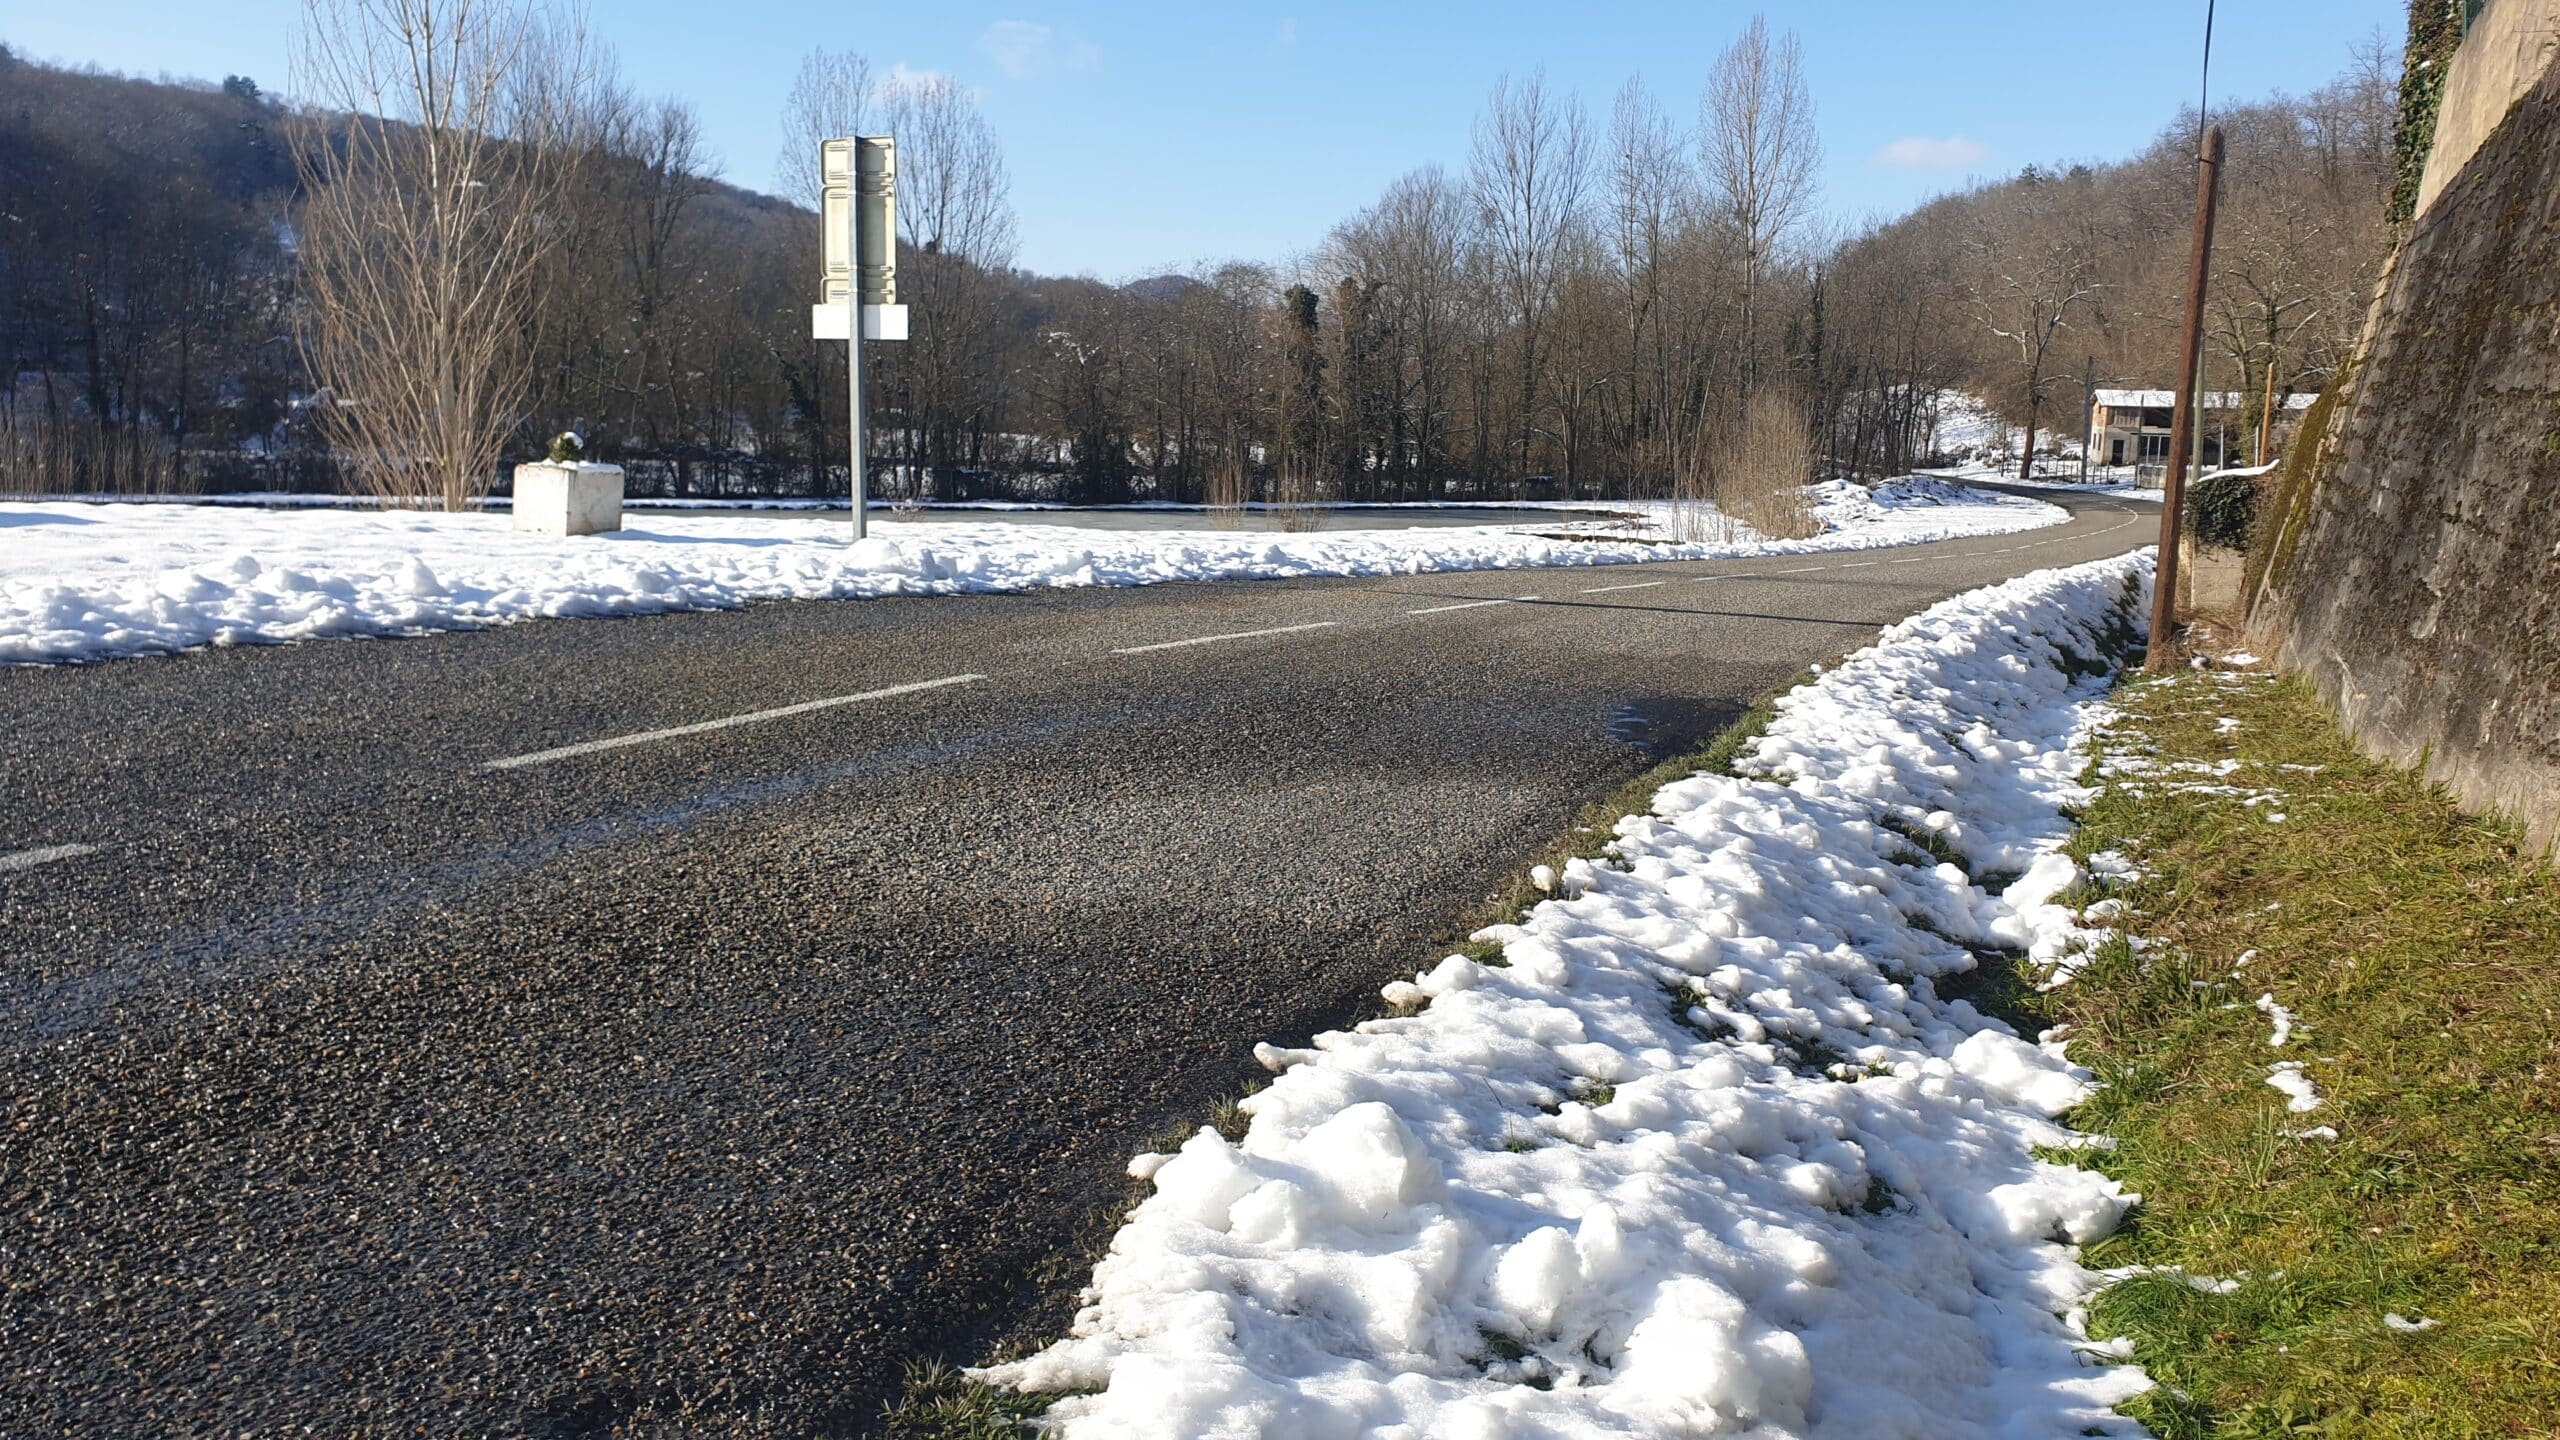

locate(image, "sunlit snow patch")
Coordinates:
980 551 2159 1438
0 478 2067 665
2265 1062 2324 1113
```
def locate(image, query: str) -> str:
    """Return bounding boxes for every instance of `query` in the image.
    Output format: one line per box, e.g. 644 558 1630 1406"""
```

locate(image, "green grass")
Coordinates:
2042 669 2560 1438
878 1363 1057 1439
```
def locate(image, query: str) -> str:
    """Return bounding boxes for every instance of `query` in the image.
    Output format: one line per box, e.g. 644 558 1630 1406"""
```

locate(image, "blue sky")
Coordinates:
9 2 2403 278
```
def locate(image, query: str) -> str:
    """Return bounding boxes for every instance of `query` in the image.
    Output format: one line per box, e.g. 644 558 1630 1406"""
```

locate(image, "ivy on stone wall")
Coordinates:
2242 374 2349 611
2391 0 2469 224
2188 471 2264 552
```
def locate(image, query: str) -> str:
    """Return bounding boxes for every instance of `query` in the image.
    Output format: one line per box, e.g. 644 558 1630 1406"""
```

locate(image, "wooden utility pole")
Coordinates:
2078 355 2096 483
2148 123 2225 670
2258 354 2278 464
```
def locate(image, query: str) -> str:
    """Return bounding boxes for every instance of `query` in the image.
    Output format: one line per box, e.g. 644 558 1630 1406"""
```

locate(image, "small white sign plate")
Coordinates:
811 304 910 342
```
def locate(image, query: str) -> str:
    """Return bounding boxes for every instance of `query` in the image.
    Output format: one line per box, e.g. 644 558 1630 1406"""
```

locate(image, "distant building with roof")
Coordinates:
2088 387 2317 473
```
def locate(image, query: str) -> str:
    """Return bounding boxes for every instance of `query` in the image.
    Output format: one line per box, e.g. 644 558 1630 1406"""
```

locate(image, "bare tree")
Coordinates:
1957 173 2101 478
1327 166 1471 497
875 70 1018 497
1700 14 1820 395
776 47 873 207
292 0 589 509
1468 69 1589 488
1605 77 1686 487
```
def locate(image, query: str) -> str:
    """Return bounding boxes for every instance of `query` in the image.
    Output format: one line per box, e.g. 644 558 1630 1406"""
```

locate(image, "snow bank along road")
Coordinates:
0 478 2058 664
0 488 2149 1435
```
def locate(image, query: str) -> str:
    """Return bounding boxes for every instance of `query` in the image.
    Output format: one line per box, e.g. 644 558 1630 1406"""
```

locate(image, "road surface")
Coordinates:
0 487 2151 1435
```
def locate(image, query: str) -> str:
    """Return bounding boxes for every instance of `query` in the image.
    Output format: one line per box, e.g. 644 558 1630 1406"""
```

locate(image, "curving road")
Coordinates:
0 487 2151 1436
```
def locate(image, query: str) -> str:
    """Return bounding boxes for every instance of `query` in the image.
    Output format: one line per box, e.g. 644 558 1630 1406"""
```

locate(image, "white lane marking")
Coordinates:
1766 565 1829 575
1835 561 1881 569
1580 580 1666 594
1111 621 1341 655
485 673 990 770
1407 597 1535 615
0 843 101 874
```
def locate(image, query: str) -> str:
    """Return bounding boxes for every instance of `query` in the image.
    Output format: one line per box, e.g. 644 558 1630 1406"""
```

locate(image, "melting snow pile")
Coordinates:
981 552 2158 1437
0 479 2063 665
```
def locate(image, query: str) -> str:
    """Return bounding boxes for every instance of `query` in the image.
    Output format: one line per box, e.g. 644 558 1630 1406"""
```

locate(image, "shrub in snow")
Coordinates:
547 430 586 464
980 551 2161 1437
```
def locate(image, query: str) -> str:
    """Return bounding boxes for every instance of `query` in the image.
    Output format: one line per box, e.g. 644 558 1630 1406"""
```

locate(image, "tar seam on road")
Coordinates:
481 673 991 770
0 843 100 874
1408 597 1535 615
1109 621 1343 655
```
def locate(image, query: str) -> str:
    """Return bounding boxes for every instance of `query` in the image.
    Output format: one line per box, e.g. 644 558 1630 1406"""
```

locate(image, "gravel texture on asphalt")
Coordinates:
0 490 2151 1435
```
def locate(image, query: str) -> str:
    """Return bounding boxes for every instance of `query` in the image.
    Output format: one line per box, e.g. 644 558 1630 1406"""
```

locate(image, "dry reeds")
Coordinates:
1708 389 1819 541
0 419 188 497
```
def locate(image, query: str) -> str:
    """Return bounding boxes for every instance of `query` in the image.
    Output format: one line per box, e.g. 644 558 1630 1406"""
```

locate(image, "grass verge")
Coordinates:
2043 666 2560 1437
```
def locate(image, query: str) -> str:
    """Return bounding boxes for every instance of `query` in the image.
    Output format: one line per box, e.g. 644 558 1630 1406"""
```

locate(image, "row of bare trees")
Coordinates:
996 19 2392 508
1852 34 2399 477
1 4 2398 508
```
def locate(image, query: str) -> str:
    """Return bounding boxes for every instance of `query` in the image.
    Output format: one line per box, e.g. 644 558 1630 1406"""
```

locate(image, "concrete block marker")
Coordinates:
0 843 101 874
513 461 626 538
484 674 988 770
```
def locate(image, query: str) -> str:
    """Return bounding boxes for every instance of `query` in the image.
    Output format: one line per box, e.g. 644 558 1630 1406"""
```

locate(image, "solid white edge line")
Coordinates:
485 673 990 770
0 843 101 874
1580 580 1666 594
1110 621 1341 655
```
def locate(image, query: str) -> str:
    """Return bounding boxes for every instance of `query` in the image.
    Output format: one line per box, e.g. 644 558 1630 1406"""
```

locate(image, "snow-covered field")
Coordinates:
0 478 2063 665
981 551 2158 1437
1928 463 2167 505
1924 392 2176 503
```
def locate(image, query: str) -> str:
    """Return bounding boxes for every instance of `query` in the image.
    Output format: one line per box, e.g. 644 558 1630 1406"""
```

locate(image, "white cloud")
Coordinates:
1276 17 1298 50
878 62 985 106
1872 136 1992 171
883 62 957 92
978 20 1101 80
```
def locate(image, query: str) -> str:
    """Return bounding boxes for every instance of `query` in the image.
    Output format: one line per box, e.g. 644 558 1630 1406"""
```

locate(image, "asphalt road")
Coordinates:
0 487 2152 1436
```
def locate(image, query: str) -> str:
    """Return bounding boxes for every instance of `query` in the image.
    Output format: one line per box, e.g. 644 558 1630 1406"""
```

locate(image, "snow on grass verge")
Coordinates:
0 478 2062 665
977 551 2157 1437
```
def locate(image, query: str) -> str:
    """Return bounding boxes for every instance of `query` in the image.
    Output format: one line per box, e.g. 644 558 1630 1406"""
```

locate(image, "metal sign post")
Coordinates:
813 137 908 540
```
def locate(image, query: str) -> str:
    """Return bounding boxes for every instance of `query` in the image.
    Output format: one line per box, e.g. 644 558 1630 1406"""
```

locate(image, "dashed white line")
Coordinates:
1835 561 1881 569
484 673 990 770
0 843 100 874
1766 565 1829 575
1110 620 1342 654
1407 597 1536 615
1579 580 1666 594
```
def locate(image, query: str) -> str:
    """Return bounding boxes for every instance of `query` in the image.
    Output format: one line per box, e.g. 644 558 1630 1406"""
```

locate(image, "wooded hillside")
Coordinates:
0 20 2398 505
